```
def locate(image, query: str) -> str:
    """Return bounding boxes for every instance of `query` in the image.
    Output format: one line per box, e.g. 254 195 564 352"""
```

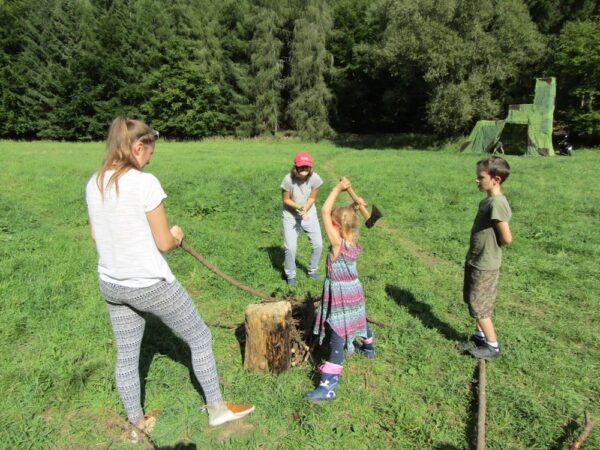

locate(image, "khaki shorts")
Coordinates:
463 264 499 319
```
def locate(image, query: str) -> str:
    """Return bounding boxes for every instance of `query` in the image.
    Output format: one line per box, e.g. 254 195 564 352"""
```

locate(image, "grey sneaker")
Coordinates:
456 335 486 352
468 342 501 360
308 272 320 281
287 278 296 286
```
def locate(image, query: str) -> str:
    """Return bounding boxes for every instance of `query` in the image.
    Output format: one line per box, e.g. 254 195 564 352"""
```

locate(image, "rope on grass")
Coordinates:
181 239 275 303
181 239 389 328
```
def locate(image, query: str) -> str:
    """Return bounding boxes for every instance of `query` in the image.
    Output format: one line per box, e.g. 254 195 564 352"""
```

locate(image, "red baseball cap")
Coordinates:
294 152 313 167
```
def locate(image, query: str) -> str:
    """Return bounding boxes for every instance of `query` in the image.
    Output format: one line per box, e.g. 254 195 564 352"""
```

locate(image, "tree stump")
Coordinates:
243 301 292 374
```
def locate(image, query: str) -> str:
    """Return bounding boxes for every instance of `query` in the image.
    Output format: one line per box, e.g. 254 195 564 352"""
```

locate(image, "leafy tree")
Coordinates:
553 18 600 141
327 0 395 132
288 0 334 140
377 0 545 134
2 0 585 140
524 0 599 34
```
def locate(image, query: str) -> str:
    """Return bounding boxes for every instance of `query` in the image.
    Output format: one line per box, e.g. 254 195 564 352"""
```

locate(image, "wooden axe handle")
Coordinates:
346 186 370 221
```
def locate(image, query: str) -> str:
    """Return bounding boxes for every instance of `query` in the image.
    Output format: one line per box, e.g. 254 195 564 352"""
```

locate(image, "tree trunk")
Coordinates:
243 301 292 374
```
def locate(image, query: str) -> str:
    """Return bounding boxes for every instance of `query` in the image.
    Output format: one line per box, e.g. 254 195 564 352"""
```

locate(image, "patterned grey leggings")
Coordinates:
99 279 222 424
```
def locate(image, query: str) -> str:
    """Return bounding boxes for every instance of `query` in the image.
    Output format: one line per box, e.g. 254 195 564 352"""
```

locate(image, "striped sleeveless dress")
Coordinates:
313 240 368 345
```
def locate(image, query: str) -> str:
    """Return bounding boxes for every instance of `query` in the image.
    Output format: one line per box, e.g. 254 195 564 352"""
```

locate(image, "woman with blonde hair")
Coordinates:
86 117 254 438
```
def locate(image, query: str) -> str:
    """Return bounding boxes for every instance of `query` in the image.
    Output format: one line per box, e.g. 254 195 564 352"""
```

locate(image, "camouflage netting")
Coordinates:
459 120 505 153
460 78 556 156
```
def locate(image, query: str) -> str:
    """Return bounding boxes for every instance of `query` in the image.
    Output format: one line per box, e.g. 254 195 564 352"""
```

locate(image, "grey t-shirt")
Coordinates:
281 172 323 219
466 194 512 270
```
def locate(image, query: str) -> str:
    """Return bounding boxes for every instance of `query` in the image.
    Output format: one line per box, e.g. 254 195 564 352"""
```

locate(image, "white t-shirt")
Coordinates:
86 169 175 288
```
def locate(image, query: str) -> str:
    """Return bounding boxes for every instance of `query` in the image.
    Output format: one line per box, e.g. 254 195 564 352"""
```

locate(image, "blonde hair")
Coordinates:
97 117 158 198
332 205 359 245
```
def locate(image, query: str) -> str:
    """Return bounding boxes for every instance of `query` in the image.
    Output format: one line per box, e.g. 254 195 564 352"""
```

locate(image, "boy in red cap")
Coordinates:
280 152 324 285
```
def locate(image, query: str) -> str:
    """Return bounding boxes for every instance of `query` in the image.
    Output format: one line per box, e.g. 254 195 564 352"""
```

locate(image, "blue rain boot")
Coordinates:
304 363 342 401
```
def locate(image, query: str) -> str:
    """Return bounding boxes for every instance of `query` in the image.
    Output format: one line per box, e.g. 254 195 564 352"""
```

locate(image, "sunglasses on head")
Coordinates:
137 129 160 142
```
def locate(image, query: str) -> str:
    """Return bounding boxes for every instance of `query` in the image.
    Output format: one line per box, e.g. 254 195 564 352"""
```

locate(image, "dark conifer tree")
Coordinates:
287 0 334 140
139 0 235 138
0 0 35 137
1 0 97 139
250 4 284 135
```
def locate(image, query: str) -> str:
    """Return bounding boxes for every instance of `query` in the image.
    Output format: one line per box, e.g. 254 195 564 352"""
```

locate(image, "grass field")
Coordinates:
1 139 598 449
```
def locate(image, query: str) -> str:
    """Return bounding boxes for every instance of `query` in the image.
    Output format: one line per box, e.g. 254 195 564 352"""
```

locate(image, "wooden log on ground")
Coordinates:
477 359 487 450
243 301 292 374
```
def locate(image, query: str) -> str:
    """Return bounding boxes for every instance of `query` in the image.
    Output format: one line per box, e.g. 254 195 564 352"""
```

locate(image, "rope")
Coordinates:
181 239 275 303
180 239 388 328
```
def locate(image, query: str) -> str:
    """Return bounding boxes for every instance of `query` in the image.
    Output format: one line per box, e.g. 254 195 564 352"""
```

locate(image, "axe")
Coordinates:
342 179 383 229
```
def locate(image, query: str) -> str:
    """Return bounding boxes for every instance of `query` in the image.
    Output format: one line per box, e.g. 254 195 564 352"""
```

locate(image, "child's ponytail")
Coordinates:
333 205 359 245
97 117 153 198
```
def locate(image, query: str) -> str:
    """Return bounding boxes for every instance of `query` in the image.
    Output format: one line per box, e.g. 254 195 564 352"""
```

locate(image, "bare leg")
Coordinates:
477 317 497 342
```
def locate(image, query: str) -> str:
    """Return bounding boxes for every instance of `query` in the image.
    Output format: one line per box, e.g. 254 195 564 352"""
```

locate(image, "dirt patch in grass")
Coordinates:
209 419 255 443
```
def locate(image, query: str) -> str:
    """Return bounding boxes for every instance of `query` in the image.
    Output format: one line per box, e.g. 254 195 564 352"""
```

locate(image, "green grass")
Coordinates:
0 139 598 449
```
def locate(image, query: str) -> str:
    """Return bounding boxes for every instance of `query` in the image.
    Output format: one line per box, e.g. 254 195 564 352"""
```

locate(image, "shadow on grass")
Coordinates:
260 246 285 279
385 284 464 342
332 133 452 151
548 414 581 450
260 245 309 280
434 362 481 450
235 322 246 365
139 314 206 405
156 444 197 450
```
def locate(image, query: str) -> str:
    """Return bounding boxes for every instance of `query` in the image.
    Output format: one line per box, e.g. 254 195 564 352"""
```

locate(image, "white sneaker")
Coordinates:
207 401 255 427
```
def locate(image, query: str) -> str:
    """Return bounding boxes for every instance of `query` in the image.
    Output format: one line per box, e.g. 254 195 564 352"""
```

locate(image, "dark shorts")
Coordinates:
463 264 499 319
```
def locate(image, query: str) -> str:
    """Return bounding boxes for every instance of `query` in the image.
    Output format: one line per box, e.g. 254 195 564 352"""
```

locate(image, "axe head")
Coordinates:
365 205 383 228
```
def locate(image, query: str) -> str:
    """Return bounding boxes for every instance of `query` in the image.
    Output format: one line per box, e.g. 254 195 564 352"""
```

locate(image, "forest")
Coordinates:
0 0 598 142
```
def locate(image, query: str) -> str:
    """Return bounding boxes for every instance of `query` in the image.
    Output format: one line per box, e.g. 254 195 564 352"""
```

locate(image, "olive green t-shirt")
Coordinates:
466 195 512 270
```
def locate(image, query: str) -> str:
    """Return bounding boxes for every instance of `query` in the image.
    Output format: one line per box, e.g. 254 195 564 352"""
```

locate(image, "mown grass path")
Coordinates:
1 140 598 449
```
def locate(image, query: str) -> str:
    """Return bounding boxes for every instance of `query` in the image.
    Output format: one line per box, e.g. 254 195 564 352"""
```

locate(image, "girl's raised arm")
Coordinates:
321 178 351 250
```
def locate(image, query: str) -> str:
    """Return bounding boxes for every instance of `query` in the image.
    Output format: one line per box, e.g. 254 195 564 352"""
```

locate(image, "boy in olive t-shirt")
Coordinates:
458 156 512 360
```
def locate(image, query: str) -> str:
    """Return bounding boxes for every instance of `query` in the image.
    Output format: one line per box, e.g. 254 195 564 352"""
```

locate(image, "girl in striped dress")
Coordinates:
305 177 375 401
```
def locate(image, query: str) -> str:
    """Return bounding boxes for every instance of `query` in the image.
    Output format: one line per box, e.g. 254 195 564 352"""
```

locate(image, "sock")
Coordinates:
362 337 374 349
474 331 485 340
486 340 499 350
